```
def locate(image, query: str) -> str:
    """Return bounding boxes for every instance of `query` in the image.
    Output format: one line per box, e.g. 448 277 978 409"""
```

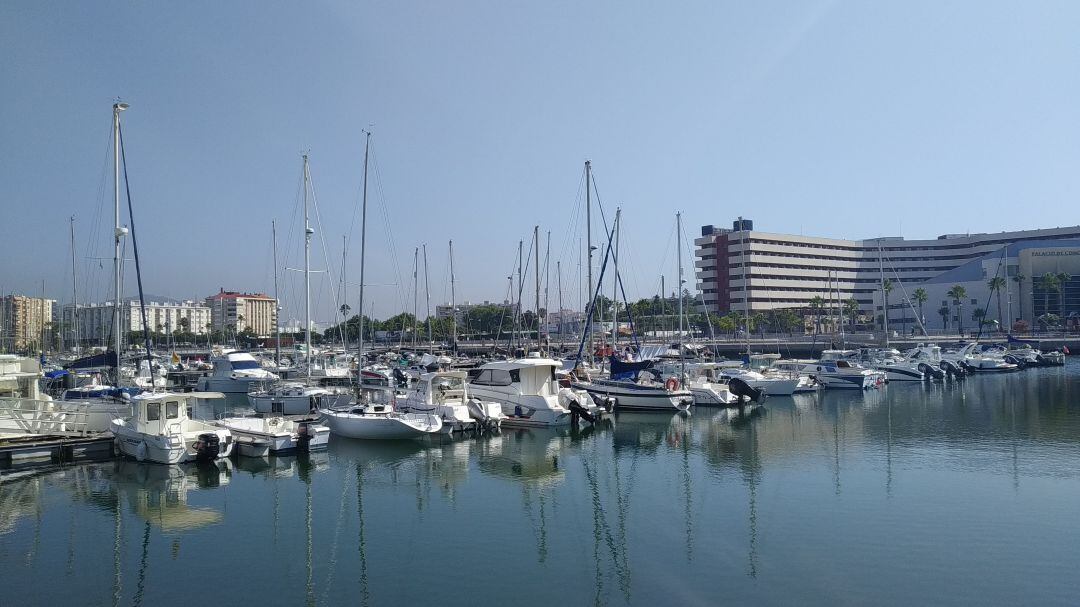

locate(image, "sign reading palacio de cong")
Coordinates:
1032 250 1080 257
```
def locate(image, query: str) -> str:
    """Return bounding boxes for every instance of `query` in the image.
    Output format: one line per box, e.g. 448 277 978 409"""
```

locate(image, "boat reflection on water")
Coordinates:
109 459 232 532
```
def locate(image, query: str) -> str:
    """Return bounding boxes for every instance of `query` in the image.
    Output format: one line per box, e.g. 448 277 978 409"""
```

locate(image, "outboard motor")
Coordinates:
917 363 944 381
567 399 597 425
588 392 616 413
940 359 964 379
194 433 221 461
296 423 313 451
392 368 409 387
728 377 764 402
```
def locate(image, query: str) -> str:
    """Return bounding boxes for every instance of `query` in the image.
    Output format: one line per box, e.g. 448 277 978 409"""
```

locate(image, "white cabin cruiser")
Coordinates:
783 351 885 390
320 398 443 440
196 351 279 394
946 343 1019 373
110 392 234 464
214 414 329 455
397 371 503 433
468 358 583 427
249 382 334 416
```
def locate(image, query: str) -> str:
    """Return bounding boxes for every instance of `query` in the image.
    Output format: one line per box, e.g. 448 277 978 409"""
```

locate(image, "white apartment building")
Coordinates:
695 219 1080 324
205 290 277 336
62 300 211 345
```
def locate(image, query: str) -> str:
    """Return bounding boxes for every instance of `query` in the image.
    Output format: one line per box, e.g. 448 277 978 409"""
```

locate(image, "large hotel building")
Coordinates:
694 220 1080 330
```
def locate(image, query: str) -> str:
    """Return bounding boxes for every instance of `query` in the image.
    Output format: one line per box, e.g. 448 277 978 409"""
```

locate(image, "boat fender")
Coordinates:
665 377 680 391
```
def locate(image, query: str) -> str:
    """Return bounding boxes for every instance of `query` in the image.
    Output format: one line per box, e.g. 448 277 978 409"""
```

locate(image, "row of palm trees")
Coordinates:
934 272 1072 334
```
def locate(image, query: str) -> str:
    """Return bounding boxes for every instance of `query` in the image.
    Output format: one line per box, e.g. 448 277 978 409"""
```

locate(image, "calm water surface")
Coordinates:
3 362 1080 606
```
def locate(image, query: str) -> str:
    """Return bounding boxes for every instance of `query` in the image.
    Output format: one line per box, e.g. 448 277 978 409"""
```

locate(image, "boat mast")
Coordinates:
70 215 79 353
585 160 593 365
340 234 348 350
739 216 750 355
411 247 418 350
423 243 432 354
836 269 846 349
879 239 889 347
660 275 665 343
112 102 128 379
557 260 563 351
303 154 313 382
517 239 523 350
272 220 281 367
449 240 457 352
534 225 540 354
677 212 686 381
544 230 550 354
612 209 621 357
357 131 370 368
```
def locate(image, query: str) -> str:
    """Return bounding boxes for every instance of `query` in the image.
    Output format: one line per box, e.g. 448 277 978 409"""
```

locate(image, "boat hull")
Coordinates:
321 411 442 440
110 421 233 464
575 380 693 411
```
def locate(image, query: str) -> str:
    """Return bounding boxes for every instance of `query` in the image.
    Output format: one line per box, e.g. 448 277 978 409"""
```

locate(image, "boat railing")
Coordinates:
0 397 93 437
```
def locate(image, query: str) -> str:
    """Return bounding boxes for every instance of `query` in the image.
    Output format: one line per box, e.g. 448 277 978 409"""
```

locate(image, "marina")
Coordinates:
2 362 1079 606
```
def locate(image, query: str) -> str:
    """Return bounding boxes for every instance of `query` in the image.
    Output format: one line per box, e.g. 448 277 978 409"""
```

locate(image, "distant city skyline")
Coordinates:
4 2 1079 325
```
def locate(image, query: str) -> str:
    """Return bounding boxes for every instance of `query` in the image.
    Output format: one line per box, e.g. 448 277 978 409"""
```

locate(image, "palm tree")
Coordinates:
971 308 986 329
946 285 967 335
1037 273 1059 332
988 276 1006 332
808 296 825 335
843 298 860 331
1056 272 1071 328
881 278 894 331
1012 273 1026 325
937 305 950 331
912 288 928 331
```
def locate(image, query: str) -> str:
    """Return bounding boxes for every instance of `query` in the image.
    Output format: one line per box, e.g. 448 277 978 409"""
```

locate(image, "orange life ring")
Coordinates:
665 377 679 391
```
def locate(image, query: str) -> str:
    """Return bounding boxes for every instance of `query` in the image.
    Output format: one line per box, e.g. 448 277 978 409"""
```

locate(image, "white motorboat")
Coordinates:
320 402 442 439
468 357 600 427
653 361 742 405
718 368 803 396
196 351 279 394
396 371 503 433
110 391 234 464
214 414 329 454
781 351 886 390
249 382 336 416
946 343 1019 373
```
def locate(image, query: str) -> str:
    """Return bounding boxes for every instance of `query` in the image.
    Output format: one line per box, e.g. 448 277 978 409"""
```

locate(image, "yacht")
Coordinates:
248 382 334 416
196 351 278 394
653 361 741 405
467 358 583 427
396 370 503 433
214 414 329 455
945 343 1019 373
571 358 694 412
781 351 886 390
110 391 234 464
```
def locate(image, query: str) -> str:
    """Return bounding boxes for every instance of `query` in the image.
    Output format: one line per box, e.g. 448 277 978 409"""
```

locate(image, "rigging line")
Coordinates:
84 119 115 305
307 162 344 317
370 145 409 315
278 161 306 326
556 168 586 270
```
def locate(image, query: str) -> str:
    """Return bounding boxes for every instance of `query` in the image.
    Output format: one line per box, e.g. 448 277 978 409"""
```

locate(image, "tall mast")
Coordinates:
423 243 432 354
449 240 457 351
534 225 540 354
303 154 312 381
677 212 685 380
112 102 128 376
739 216 750 355
517 239 523 350
357 131 370 368
544 230 550 354
661 275 665 342
272 220 281 366
612 209 621 355
879 239 889 347
557 260 563 350
341 234 348 350
585 161 593 364
70 215 79 353
411 247 418 350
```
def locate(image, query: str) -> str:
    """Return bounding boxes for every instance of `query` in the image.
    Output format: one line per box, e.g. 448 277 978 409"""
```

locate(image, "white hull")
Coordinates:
215 417 329 453
321 410 442 440
111 420 233 464
744 377 801 396
689 386 740 406
576 380 693 411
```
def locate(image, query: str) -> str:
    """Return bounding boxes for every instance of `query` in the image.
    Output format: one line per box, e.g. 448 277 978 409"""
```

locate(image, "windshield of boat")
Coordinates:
230 360 261 370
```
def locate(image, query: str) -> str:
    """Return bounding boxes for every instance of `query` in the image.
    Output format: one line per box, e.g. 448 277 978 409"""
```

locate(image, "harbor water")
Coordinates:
2 363 1079 606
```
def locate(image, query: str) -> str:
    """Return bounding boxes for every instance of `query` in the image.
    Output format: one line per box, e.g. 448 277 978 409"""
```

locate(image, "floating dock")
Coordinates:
0 433 115 472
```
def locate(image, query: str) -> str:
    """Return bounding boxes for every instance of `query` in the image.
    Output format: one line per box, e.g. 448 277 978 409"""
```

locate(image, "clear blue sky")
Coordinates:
3 1 1079 325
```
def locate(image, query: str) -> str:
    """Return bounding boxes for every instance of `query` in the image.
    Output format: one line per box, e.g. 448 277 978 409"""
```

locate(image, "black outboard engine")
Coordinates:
940 359 965 379
729 377 764 402
194 433 221 461
567 399 597 425
392 368 409 387
296 423 313 451
917 363 945 381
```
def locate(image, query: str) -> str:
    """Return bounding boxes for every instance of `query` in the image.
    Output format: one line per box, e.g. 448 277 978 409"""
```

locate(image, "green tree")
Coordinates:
938 304 950 331
1056 272 1071 326
717 313 737 337
971 308 986 327
1037 273 1060 332
808 296 825 335
912 288 928 330
881 279 894 332
843 298 860 331
1013 273 1026 326
946 285 967 335
988 276 1006 333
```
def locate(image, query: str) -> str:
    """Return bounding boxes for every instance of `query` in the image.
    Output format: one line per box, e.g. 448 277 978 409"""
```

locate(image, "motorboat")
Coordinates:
214 414 329 454
396 370 503 433
320 399 443 440
468 357 584 427
196 350 278 394
946 343 1019 373
572 357 694 412
784 351 886 390
853 348 928 383
110 391 234 464
248 382 335 416
653 361 741 405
